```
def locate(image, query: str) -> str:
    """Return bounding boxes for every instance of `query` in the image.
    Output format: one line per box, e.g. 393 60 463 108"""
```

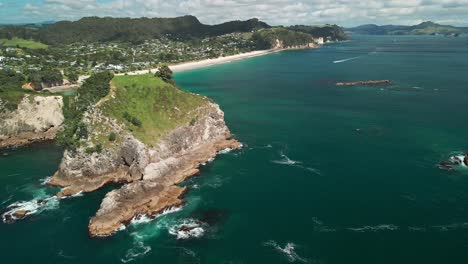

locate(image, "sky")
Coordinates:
1 0 468 27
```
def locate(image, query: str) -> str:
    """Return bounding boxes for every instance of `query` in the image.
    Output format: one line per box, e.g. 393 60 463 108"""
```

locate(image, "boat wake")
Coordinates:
333 56 361 64
264 240 308 263
272 152 322 176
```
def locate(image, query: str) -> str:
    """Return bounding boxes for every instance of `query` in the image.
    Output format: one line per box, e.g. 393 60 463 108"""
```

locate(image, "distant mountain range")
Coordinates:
347 21 468 35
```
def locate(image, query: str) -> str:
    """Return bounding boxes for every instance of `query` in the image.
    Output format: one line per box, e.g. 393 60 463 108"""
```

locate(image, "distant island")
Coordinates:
347 21 468 36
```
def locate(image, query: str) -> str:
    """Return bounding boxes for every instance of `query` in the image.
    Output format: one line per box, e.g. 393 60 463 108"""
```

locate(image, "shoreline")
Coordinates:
76 49 285 85
115 49 283 76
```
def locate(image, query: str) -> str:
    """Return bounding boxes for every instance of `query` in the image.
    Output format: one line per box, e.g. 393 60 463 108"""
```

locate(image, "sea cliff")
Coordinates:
0 95 64 148
48 74 240 236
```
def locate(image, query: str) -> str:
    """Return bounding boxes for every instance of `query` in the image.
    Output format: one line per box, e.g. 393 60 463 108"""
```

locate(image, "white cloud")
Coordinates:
3 0 468 26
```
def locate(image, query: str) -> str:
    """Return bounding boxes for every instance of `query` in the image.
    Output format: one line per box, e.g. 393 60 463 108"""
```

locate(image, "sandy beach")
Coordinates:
168 49 280 72
74 49 280 85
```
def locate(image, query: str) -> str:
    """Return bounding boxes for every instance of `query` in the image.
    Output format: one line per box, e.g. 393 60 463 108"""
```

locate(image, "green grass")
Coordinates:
0 38 48 49
101 74 208 146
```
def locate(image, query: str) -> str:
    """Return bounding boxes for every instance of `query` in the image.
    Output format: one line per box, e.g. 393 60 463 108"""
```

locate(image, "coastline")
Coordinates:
76 49 284 84
123 49 283 75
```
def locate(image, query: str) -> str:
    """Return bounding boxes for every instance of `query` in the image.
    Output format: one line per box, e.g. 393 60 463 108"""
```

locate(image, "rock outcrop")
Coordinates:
0 95 64 148
336 80 392 86
49 102 240 236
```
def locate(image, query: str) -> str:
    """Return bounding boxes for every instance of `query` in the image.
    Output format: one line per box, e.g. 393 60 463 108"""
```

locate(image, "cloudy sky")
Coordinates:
1 0 468 26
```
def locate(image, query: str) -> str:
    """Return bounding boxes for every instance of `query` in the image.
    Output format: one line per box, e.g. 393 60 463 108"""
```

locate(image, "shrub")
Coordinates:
108 132 117 142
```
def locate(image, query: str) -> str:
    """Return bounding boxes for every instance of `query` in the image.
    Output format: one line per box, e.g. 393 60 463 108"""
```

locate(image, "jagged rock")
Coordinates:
0 95 64 148
46 100 240 236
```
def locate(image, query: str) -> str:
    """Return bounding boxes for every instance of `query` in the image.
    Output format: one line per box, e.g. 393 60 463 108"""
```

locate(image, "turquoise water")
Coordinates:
2 35 468 263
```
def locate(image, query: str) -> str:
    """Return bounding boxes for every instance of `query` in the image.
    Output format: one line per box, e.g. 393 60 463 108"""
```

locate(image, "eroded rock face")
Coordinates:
49 101 240 236
0 95 64 148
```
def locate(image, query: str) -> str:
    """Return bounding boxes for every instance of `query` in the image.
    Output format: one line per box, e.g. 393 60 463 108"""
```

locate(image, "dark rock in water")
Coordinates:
464 155 468 166
180 225 196 232
438 162 454 172
196 209 229 225
3 214 13 223
336 80 391 86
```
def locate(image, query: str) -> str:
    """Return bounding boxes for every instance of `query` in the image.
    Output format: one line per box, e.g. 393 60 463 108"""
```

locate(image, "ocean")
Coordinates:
1 35 468 263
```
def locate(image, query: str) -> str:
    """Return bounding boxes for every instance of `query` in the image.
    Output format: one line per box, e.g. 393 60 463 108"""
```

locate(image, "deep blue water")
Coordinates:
1 35 468 263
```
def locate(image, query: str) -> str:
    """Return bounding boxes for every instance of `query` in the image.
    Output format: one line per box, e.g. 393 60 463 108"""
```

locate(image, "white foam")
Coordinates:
130 206 182 226
272 152 323 176
347 224 398 232
432 222 468 232
312 217 336 233
264 240 308 263
39 177 52 185
168 219 205 240
273 152 300 165
450 155 467 167
2 196 59 223
200 157 215 166
121 241 151 263
218 148 233 154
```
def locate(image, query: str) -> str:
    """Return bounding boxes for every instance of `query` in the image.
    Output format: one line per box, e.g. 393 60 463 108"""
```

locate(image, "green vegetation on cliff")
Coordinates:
101 74 207 146
0 70 30 110
252 28 314 49
57 71 114 149
288 24 347 40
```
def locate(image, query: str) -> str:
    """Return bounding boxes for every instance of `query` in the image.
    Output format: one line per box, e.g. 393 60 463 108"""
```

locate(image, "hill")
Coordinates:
0 16 270 45
347 21 468 35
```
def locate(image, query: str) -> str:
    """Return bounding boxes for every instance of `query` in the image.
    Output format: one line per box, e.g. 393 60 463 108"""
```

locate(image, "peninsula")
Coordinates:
0 15 347 236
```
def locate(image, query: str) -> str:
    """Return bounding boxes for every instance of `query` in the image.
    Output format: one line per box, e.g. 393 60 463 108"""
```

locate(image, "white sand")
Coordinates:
76 49 281 85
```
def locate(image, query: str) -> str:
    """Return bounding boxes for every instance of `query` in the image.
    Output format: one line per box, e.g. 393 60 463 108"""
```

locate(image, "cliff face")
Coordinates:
49 101 240 236
0 95 64 148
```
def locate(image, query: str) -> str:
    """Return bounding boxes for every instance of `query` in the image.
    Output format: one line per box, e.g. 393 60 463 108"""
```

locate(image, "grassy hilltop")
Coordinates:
102 74 207 146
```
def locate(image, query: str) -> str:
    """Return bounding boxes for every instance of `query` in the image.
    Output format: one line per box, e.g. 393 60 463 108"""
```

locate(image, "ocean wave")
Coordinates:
264 240 308 263
311 217 336 233
1 195 13 206
168 219 206 240
130 206 183 226
431 222 468 232
200 157 215 166
121 240 151 263
333 56 361 64
438 152 468 172
39 177 52 185
218 147 233 154
272 152 322 176
2 195 59 223
347 224 399 232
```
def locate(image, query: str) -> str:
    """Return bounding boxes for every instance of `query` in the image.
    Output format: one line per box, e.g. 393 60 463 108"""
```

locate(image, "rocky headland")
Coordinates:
0 95 64 149
45 74 240 236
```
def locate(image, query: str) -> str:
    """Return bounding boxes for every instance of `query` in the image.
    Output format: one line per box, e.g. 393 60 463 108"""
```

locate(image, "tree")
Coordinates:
65 68 79 83
155 65 175 85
